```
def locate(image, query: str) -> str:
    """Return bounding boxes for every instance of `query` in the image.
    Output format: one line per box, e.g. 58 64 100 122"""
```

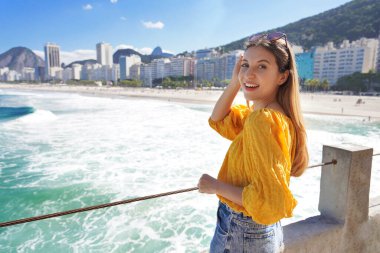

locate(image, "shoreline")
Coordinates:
1 83 380 121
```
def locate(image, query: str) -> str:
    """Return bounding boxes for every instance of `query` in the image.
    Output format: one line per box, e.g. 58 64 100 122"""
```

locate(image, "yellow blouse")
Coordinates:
209 104 297 225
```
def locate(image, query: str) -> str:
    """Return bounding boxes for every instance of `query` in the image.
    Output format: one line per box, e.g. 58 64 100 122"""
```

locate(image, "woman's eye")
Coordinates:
258 65 267 69
241 63 248 68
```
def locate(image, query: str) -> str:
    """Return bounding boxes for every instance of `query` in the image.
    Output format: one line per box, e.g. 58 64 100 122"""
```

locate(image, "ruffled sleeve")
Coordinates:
241 109 297 225
208 104 250 141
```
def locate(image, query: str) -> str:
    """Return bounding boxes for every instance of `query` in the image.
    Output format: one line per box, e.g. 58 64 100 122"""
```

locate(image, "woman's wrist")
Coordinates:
214 180 221 195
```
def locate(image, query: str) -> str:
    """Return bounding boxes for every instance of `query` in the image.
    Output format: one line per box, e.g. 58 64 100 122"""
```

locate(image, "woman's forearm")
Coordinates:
198 174 243 206
216 180 243 206
210 83 241 122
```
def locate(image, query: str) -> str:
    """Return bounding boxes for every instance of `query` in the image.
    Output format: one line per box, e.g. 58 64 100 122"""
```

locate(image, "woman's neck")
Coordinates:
252 98 277 111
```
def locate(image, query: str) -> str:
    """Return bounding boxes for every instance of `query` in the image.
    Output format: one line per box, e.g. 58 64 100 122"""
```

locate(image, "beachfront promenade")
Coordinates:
283 144 380 252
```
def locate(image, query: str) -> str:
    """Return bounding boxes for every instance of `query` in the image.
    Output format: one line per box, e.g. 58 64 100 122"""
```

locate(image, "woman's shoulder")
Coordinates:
247 107 293 131
250 107 290 122
229 104 251 119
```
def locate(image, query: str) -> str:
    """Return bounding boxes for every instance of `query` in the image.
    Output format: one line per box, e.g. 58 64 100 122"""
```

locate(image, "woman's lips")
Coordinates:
243 82 259 91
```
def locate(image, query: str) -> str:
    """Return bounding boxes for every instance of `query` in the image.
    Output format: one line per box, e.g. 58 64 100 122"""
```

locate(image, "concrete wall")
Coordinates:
283 144 380 253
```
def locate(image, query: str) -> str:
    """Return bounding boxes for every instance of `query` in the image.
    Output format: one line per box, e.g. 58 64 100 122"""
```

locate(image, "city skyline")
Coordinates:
1 0 353 64
1 35 377 86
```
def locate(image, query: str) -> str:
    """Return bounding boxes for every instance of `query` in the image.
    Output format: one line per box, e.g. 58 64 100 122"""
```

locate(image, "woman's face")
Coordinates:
238 46 288 103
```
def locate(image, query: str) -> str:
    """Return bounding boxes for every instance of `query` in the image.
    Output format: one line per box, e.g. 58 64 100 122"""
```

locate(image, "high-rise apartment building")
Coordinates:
120 55 141 80
296 49 315 81
195 50 242 83
44 43 61 80
168 57 193 77
140 64 152 87
313 38 378 84
96 42 113 66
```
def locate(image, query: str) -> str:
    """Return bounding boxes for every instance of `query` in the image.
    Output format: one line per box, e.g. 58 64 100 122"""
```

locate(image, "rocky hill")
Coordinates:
0 47 44 72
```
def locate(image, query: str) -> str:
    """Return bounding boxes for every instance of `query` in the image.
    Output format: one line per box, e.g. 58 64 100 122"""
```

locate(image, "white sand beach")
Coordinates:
1 83 380 121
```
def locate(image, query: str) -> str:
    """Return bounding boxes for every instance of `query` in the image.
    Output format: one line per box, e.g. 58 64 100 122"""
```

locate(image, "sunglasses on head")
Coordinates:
248 32 288 48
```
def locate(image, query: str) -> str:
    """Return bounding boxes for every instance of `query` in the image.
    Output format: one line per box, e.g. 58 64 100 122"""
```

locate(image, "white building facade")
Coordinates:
0 67 10 81
313 38 379 84
96 42 113 67
22 67 35 81
119 55 141 80
62 67 73 81
130 63 141 80
194 50 242 85
140 64 152 87
168 57 193 77
71 64 82 80
44 43 62 80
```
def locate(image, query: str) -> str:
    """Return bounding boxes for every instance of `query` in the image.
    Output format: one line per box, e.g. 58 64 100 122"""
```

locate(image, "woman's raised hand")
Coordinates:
210 54 243 122
230 55 243 87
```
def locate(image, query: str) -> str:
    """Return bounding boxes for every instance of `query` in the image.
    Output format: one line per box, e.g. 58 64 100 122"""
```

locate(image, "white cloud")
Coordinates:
162 49 175 55
120 16 127 21
62 50 96 64
34 49 96 65
138 47 154 55
114 44 134 51
33 50 44 59
83 4 93 10
142 21 164 29
110 0 118 3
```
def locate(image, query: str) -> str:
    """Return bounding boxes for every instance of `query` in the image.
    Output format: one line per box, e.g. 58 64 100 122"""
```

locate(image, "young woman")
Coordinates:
198 32 309 253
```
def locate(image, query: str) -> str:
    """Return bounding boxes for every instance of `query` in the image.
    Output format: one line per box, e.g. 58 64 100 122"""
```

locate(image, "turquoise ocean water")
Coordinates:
0 89 379 252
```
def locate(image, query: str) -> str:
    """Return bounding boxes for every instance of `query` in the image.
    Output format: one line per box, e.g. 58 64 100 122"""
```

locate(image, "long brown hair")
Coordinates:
245 37 309 177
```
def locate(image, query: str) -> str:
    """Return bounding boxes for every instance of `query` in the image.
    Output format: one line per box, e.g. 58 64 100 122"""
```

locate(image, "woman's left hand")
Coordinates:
198 174 219 194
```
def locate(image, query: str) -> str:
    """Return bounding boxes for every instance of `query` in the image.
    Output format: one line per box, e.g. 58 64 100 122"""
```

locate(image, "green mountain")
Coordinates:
220 0 380 52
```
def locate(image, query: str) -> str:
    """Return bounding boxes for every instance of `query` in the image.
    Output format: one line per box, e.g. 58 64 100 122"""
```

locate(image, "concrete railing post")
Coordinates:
319 144 373 223
283 144 377 253
318 144 373 252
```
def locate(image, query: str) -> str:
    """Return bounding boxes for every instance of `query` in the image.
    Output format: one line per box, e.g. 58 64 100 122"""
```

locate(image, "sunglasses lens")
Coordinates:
248 32 287 47
267 32 285 41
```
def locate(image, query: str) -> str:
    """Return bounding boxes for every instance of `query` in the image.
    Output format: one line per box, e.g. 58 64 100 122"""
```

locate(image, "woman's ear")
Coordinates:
278 70 290 85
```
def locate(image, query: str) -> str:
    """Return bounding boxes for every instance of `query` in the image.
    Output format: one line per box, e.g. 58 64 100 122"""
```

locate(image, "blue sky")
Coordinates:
1 0 352 64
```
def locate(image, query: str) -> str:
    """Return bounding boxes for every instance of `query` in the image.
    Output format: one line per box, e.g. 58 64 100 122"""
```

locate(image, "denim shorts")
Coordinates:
210 201 284 253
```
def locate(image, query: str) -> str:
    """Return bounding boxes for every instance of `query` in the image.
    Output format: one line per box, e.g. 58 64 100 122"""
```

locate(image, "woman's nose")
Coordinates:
245 67 257 78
